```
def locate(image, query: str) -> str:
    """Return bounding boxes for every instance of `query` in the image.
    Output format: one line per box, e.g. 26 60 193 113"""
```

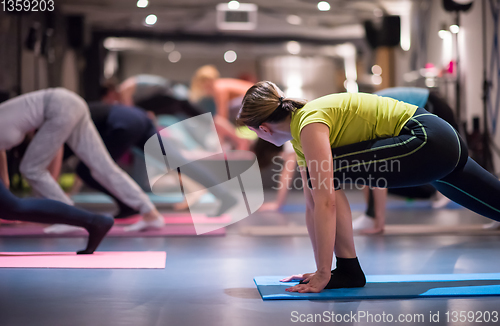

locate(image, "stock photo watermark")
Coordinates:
143 113 264 235
270 155 401 192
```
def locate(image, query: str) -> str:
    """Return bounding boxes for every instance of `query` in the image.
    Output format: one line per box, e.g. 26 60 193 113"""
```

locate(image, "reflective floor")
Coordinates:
1 190 500 326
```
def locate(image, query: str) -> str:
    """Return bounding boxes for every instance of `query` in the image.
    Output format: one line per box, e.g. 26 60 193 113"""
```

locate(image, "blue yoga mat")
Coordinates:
255 273 500 300
281 200 462 213
72 193 215 204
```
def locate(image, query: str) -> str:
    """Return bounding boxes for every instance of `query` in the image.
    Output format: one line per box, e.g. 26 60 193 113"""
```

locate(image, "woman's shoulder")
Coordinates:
305 92 379 109
301 93 351 111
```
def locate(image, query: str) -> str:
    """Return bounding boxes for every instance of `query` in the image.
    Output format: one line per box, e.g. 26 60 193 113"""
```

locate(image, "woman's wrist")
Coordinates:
316 268 331 275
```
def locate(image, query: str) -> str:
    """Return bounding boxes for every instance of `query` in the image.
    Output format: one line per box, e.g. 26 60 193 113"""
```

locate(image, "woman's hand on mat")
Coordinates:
258 202 281 212
173 200 189 211
285 271 330 293
280 272 314 283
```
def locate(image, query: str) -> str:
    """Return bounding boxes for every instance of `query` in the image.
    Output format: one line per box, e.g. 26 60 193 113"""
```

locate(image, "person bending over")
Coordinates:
63 87 236 228
237 81 500 293
0 148 113 254
190 65 254 150
0 88 165 233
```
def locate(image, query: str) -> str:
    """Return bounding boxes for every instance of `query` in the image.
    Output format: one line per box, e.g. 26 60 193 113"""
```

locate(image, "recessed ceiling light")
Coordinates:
169 51 181 63
228 1 240 10
286 41 301 55
286 15 302 25
137 0 148 8
317 1 330 11
224 50 237 63
163 41 175 53
145 14 157 25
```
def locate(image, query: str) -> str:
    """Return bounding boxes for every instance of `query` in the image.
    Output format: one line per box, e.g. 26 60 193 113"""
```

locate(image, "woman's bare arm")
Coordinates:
275 153 296 206
118 77 137 106
300 166 318 266
286 122 336 293
213 115 249 150
260 153 297 211
213 78 253 119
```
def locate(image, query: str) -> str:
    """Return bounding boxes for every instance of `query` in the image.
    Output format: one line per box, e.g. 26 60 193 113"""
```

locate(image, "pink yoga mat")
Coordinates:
0 251 166 269
1 214 231 226
0 224 225 237
113 213 231 225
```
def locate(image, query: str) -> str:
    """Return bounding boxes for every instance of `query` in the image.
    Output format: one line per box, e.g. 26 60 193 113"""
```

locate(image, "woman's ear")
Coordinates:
259 123 273 135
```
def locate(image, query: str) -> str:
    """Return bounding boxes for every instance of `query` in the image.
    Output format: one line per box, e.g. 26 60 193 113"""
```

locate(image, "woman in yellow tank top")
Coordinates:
237 81 500 293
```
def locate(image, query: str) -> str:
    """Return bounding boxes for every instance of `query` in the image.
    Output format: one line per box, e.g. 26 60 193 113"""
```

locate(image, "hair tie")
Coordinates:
279 96 285 104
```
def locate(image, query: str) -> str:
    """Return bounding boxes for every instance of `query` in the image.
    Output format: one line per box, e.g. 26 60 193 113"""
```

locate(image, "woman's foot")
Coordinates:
483 220 500 230
431 192 451 209
44 224 84 234
124 209 165 232
123 218 164 232
78 214 114 254
324 257 366 289
173 200 190 211
352 214 375 230
258 201 281 212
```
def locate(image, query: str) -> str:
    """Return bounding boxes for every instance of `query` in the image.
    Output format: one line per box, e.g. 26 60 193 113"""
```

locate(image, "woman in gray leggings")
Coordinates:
0 88 164 231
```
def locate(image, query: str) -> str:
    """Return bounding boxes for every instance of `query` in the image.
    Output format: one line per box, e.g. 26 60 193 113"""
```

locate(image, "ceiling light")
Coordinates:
286 41 301 55
224 50 237 63
137 0 148 8
145 14 157 25
163 41 175 53
168 51 181 63
371 65 382 76
438 29 451 39
317 1 330 11
371 75 382 85
286 15 302 25
228 0 240 10
450 25 460 33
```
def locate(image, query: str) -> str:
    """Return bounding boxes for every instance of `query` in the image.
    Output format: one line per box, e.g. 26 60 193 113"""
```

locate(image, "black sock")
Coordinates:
77 214 114 254
324 257 366 289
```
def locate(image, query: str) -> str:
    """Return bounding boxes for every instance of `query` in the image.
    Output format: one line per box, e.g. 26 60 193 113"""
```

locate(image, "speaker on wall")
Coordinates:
66 15 85 49
380 15 400 47
443 0 474 12
364 15 401 48
364 20 379 49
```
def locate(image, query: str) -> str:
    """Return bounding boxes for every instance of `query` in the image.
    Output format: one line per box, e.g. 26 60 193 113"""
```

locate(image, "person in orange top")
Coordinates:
190 65 254 150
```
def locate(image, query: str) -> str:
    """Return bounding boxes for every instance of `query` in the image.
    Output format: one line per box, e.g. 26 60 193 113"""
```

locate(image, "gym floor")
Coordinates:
1 190 500 326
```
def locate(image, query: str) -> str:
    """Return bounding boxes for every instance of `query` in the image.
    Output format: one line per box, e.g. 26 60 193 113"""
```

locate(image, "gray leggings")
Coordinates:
19 88 154 214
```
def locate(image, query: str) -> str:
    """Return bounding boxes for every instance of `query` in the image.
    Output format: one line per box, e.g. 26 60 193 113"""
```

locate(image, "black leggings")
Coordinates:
364 93 459 217
136 95 203 118
0 181 114 254
0 181 103 227
308 108 500 222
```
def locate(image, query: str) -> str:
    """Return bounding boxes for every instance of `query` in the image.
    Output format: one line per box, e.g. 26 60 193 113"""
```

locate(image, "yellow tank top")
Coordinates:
290 92 418 167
